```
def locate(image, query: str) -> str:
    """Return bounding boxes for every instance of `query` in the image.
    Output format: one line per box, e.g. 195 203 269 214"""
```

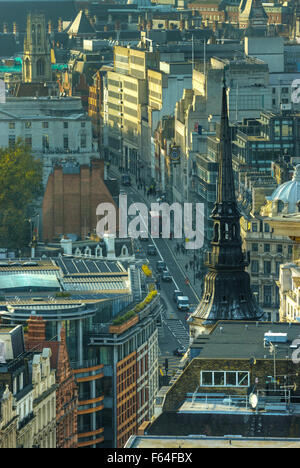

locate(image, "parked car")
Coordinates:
177 296 190 311
156 260 166 273
173 289 183 302
147 244 157 256
162 269 172 282
173 347 186 357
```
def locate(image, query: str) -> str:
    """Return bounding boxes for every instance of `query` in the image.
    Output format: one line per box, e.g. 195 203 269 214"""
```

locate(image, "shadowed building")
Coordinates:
189 79 263 338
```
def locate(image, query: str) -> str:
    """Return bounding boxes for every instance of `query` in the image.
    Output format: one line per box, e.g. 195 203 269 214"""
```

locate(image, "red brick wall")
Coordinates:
42 160 118 241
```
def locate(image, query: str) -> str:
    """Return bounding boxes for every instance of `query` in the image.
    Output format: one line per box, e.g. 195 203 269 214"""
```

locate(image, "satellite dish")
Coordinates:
249 393 258 409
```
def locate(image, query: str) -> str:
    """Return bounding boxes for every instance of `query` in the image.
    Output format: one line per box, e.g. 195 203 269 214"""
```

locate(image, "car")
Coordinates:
173 347 186 357
147 244 157 256
177 296 190 311
156 260 166 273
162 269 172 282
121 174 131 186
173 290 183 302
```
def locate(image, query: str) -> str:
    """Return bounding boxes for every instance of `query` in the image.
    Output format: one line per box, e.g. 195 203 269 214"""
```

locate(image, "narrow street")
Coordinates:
109 168 203 380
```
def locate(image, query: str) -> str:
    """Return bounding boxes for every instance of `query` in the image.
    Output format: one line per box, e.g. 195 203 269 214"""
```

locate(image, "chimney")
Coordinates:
26 315 46 345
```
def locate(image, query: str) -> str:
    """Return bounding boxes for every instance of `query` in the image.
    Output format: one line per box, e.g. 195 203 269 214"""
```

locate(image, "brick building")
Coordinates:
25 315 78 449
42 159 118 241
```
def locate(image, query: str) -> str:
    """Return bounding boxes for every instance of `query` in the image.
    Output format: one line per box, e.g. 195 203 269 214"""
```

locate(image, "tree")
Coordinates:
0 141 43 249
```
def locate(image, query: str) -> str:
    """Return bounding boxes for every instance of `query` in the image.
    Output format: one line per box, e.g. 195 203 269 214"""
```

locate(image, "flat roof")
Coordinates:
191 321 300 360
125 435 300 448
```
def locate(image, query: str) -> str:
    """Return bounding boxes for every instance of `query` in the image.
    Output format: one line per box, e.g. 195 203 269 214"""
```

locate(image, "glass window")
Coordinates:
252 223 258 232
238 372 249 386
201 371 213 386
251 260 259 274
214 372 225 386
264 223 270 232
277 244 282 253
226 372 237 386
63 136 69 150
64 122 68 129
252 243 258 252
9 122 15 129
264 244 270 253
42 121 49 128
264 261 271 274
25 121 31 128
8 135 15 147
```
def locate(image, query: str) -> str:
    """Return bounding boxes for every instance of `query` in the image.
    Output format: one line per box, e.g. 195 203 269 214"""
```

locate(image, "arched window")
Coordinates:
213 223 220 242
36 58 45 76
277 200 284 213
37 24 42 45
25 58 30 80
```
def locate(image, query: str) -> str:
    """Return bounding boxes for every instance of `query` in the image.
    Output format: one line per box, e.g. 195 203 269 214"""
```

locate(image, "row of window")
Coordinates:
251 242 292 254
200 371 249 387
251 259 282 275
9 134 87 149
8 121 86 129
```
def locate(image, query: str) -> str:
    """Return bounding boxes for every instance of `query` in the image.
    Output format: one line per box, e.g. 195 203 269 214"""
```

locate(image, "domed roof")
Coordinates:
268 165 300 213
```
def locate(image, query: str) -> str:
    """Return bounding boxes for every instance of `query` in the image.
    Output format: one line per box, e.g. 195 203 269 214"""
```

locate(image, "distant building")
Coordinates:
0 324 56 448
0 95 98 184
42 159 118 242
26 316 78 449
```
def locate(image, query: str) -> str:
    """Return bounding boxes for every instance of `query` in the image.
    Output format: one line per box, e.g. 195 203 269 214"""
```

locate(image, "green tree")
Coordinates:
0 141 43 249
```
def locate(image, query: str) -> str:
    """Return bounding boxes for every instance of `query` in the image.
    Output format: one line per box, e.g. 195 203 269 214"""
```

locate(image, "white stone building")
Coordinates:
0 96 98 184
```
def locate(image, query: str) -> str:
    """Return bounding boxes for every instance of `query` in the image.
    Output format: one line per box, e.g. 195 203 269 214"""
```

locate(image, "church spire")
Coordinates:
189 76 263 336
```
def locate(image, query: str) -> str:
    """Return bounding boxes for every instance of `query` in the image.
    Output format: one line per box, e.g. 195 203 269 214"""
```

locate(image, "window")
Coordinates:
264 223 270 233
288 245 293 255
264 243 270 253
9 122 15 129
25 121 31 129
238 372 249 386
251 260 259 274
226 372 237 386
63 136 69 150
264 285 272 305
80 133 86 148
264 261 271 275
81 122 86 128
25 135 32 148
200 371 249 388
42 135 49 150
63 122 68 129
42 121 49 129
277 244 283 254
252 243 258 252
252 223 258 232
8 135 15 147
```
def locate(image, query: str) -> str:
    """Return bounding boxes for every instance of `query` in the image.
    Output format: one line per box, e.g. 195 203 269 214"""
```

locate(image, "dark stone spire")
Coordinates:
189 78 263 336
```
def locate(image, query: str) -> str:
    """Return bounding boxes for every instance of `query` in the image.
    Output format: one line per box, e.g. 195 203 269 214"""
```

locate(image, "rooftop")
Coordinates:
190 320 300 360
125 435 300 448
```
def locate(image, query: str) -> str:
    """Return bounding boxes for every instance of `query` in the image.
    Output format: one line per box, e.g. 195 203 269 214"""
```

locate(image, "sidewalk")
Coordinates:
109 164 204 300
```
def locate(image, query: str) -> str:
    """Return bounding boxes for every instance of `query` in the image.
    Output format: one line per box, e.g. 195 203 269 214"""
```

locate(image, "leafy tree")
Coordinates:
0 141 43 249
